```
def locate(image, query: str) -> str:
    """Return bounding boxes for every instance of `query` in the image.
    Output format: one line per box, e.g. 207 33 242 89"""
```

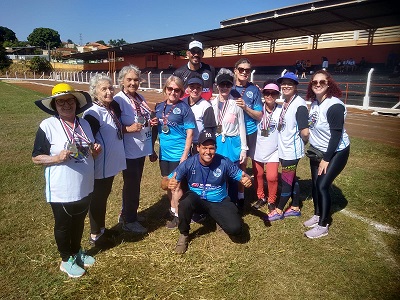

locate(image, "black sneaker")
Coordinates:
166 216 179 229
252 199 267 210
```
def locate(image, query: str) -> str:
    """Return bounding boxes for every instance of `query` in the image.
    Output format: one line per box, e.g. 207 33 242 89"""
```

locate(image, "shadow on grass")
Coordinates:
241 176 348 226
88 194 171 255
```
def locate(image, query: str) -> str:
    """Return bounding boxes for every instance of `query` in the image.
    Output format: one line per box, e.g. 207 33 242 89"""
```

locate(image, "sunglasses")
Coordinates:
190 49 203 55
263 91 279 97
311 80 328 86
55 98 76 106
218 82 233 88
237 67 251 74
166 86 182 93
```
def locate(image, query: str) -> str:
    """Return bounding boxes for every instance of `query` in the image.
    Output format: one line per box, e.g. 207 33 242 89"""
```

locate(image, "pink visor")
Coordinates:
262 83 280 93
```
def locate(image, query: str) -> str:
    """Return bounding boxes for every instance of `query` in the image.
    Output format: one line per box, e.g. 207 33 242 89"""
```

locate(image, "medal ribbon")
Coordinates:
123 91 152 120
162 101 176 126
60 118 91 145
262 103 276 131
278 94 297 130
217 99 229 126
93 100 123 139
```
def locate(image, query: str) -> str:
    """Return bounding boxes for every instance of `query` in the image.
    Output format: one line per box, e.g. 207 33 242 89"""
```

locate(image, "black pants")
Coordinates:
89 176 115 234
310 146 350 226
50 195 91 261
178 191 242 236
277 159 300 211
122 157 145 223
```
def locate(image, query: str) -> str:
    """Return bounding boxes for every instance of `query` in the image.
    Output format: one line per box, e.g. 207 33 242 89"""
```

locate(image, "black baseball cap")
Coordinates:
198 129 216 145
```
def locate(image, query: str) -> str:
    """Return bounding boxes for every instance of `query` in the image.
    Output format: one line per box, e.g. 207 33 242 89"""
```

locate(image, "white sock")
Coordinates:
238 192 244 199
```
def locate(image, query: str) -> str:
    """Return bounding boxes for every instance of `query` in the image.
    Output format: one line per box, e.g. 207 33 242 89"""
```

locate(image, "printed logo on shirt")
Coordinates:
246 91 253 99
202 73 209 81
213 168 222 178
308 111 319 129
173 107 181 114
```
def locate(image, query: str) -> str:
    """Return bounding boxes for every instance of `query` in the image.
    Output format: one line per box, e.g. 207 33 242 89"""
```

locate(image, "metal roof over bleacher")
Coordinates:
69 0 400 61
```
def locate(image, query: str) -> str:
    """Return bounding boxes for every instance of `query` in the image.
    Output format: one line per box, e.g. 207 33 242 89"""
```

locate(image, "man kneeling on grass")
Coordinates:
161 129 252 254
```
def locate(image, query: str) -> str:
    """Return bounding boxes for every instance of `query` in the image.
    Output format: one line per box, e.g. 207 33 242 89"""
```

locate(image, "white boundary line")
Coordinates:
340 208 399 235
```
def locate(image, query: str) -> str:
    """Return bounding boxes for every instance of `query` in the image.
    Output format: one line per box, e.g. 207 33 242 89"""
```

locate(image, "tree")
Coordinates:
96 40 106 46
67 39 74 44
108 38 127 47
27 28 61 49
29 56 52 73
0 45 11 70
0 26 17 43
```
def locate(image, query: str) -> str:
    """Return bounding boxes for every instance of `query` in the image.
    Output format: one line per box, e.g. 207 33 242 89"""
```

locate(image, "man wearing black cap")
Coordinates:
173 40 215 100
161 129 252 254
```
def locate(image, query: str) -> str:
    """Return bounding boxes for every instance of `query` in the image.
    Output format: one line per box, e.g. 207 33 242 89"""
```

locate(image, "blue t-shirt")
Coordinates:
169 154 242 202
231 83 263 135
155 100 196 161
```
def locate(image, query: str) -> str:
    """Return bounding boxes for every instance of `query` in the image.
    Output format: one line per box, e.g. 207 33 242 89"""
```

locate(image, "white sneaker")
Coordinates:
303 215 320 228
122 221 148 234
305 224 329 239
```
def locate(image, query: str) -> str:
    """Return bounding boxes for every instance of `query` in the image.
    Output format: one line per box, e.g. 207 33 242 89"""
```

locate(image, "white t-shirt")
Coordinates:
33 116 95 203
278 95 308 160
113 91 153 159
83 104 126 179
253 104 282 163
309 96 350 152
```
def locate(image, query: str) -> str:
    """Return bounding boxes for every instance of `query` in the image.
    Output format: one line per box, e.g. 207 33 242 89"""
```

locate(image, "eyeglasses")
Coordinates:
55 98 76 106
166 86 181 93
237 67 251 74
218 82 233 88
311 80 328 86
263 91 279 97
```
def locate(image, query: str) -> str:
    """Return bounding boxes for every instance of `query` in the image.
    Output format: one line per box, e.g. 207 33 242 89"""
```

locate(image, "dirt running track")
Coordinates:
10 80 400 148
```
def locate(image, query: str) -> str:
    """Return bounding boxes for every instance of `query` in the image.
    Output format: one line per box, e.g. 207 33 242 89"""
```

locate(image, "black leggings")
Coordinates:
89 176 115 234
310 146 350 226
50 195 91 261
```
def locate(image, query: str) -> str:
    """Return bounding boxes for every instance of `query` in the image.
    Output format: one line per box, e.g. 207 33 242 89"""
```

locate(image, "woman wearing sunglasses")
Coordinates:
251 81 282 212
155 75 196 229
211 68 248 208
304 70 350 238
232 58 263 211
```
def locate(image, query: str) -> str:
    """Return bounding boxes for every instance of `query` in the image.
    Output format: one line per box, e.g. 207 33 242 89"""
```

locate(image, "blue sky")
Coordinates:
2 0 306 45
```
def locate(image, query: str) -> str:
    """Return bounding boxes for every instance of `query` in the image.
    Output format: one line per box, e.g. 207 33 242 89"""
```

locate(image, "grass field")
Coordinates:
0 81 399 300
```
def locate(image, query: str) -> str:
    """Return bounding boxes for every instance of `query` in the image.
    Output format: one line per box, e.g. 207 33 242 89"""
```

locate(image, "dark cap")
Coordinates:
198 129 216 145
216 73 234 86
277 72 299 85
187 77 203 86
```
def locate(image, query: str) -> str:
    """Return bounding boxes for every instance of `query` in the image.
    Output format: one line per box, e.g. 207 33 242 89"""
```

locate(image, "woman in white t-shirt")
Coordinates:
83 74 126 247
32 83 101 278
251 82 282 212
303 70 350 239
113 65 159 234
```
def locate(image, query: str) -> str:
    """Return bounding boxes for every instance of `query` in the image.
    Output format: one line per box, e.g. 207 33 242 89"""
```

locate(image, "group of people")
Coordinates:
334 58 357 73
32 40 350 276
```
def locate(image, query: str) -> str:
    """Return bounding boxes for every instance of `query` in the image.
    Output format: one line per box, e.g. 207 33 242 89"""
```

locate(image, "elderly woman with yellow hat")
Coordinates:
32 83 101 278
